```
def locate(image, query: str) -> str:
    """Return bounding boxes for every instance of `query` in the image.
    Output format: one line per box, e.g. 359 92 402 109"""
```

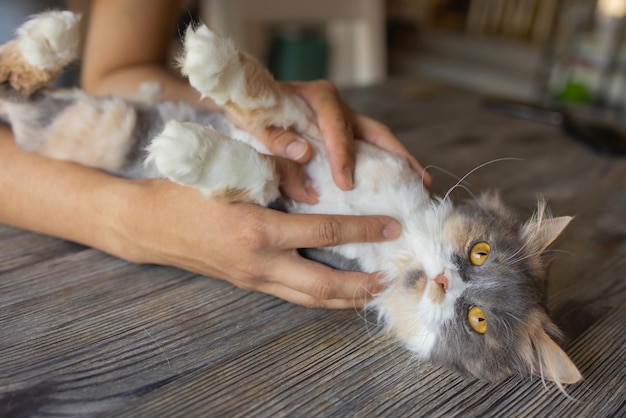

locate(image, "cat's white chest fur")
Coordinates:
291 138 446 274
289 138 463 358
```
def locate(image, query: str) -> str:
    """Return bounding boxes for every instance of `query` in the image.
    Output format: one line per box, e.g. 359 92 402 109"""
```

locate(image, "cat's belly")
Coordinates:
205 115 438 275
286 141 436 275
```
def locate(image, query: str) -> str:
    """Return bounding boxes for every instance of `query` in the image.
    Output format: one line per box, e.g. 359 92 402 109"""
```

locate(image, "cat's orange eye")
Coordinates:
468 306 487 334
469 241 491 266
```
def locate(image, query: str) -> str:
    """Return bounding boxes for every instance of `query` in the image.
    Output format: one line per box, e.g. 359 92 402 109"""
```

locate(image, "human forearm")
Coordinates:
0 125 400 308
80 0 218 110
0 126 138 258
81 62 220 110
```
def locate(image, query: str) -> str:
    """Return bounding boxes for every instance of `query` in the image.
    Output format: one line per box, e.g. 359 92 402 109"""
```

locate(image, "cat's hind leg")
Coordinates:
146 120 280 205
0 10 81 97
0 11 154 175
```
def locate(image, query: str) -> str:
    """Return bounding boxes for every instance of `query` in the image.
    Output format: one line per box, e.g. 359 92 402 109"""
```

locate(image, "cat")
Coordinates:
0 10 582 387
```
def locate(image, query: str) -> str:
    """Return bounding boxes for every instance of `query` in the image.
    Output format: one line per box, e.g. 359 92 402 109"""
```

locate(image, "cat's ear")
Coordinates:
533 331 582 384
524 216 572 253
522 198 572 252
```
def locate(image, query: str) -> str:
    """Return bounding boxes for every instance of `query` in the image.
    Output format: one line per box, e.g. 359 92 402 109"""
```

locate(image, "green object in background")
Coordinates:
268 28 328 81
557 79 592 104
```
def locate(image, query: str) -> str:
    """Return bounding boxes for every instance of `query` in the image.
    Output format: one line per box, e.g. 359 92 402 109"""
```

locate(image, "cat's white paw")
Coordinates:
179 25 236 106
17 11 81 70
146 120 280 205
179 25 277 110
179 24 317 137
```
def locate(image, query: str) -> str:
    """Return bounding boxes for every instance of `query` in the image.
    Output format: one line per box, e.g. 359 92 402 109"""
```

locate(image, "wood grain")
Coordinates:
1 79 625 417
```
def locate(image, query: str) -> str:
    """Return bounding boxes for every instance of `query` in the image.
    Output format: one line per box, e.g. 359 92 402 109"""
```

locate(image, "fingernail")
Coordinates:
383 220 402 239
285 139 308 160
343 166 354 189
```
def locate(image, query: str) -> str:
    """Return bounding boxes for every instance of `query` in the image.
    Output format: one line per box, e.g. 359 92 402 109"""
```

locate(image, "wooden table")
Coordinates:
1 80 624 417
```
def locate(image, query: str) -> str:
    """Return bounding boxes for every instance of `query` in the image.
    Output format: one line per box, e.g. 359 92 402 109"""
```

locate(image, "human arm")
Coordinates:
80 0 431 188
0 126 399 308
80 0 203 106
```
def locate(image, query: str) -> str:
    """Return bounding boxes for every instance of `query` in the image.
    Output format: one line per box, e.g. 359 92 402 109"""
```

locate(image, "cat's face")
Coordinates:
374 195 581 385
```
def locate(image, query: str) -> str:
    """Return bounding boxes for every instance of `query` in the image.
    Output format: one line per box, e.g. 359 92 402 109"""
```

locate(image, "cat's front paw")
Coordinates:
179 25 281 115
179 25 240 107
146 120 280 205
179 24 316 136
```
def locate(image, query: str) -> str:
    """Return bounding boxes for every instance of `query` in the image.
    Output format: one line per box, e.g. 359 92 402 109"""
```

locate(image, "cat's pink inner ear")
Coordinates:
534 331 582 384
526 216 573 253
538 216 572 251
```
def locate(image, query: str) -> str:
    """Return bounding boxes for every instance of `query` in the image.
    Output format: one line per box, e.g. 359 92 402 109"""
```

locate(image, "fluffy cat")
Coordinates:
0 11 581 386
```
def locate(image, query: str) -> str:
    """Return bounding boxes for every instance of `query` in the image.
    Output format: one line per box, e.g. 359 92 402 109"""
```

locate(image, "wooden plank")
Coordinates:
104 306 625 417
0 226 83 275
0 249 328 416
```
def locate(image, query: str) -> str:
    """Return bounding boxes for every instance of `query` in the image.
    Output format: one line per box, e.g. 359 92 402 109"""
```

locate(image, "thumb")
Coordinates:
259 126 313 163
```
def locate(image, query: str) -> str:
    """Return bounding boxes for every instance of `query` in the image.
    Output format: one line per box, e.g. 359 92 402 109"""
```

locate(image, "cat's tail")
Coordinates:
0 10 81 98
179 24 319 139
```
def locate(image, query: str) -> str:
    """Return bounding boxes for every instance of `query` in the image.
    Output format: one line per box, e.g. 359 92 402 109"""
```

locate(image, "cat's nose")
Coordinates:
434 274 449 292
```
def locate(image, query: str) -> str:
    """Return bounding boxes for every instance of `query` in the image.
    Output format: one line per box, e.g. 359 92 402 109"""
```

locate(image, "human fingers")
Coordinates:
274 157 319 204
263 255 384 308
352 112 433 187
270 211 402 249
259 283 371 309
290 80 356 190
225 105 312 164
256 126 314 163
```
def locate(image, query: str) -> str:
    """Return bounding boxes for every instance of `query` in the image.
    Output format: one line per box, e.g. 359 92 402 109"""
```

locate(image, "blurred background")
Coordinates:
2 0 625 112
387 0 626 111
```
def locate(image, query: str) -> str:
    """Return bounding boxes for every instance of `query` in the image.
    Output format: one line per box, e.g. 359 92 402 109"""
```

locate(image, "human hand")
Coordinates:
119 179 402 309
250 80 432 190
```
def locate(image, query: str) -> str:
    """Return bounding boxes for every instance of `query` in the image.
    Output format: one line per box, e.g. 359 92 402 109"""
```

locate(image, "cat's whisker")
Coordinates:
455 184 478 202
356 306 379 329
509 247 576 266
544 249 577 257
440 157 525 206
353 288 379 331
507 240 532 263
508 247 564 265
501 312 522 338
362 314 379 342
422 164 468 185
141 325 171 370
506 232 551 265
508 251 543 265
